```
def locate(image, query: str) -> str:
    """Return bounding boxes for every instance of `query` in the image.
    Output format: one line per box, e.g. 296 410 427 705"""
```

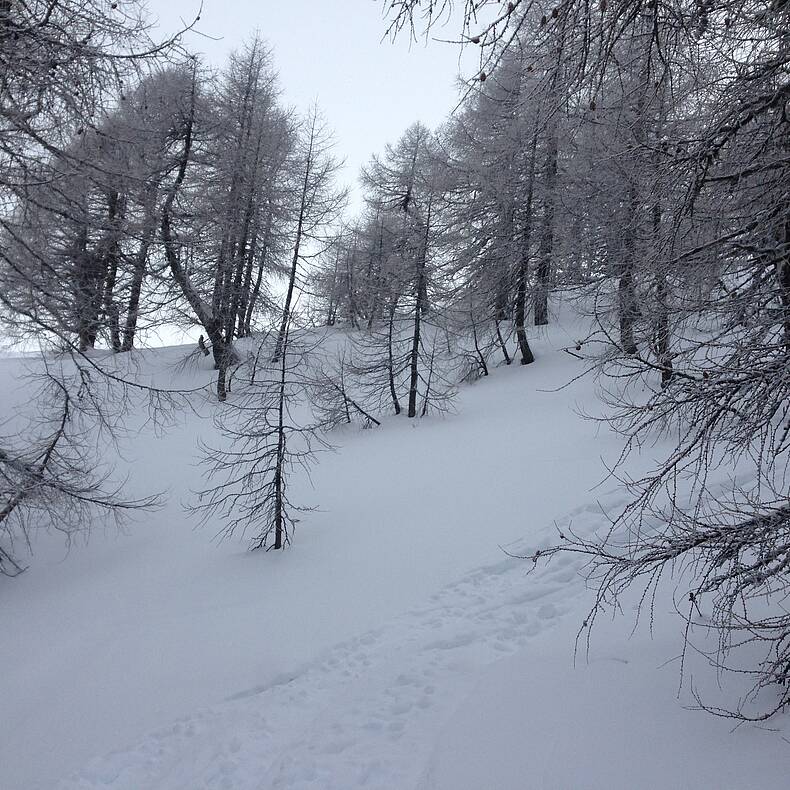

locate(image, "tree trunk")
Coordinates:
367 221 385 329
515 131 538 365
652 146 672 385
121 184 159 352
387 300 401 415
273 122 316 363
243 209 271 336
407 195 431 418
619 261 639 356
101 190 123 352
159 79 235 400
495 319 511 365
226 193 255 341
74 224 98 352
778 213 790 353
534 127 557 327
274 338 287 549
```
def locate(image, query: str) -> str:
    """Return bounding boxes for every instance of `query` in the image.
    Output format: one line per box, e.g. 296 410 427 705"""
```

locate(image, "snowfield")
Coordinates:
2 312 788 789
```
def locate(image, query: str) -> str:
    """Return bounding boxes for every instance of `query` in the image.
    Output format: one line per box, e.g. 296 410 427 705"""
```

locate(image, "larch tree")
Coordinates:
0 0 191 574
272 104 346 363
382 0 790 718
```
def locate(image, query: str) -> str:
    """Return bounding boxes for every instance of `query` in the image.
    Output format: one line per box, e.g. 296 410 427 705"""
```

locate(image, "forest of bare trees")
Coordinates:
376 0 790 720
1 0 789 720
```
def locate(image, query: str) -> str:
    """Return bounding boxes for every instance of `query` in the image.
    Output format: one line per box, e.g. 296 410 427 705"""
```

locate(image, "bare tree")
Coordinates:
309 347 381 430
0 365 162 575
0 1 195 573
194 324 327 551
383 0 790 719
272 105 346 362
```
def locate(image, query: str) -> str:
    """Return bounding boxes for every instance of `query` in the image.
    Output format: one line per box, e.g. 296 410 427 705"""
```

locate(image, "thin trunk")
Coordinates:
534 127 557 326
121 186 159 352
74 224 95 352
346 244 360 330
515 131 538 365
367 220 385 329
235 222 258 338
325 247 341 326
250 331 289 551
655 269 672 385
218 231 236 343
495 319 511 365
230 122 265 339
421 344 436 417
226 189 255 340
101 191 123 352
273 124 316 363
618 39 652 357
274 323 288 550
471 306 489 377
387 299 401 415
407 195 431 418
619 248 639 356
619 188 642 358
652 103 672 386
534 19 567 327
779 214 790 353
244 209 272 336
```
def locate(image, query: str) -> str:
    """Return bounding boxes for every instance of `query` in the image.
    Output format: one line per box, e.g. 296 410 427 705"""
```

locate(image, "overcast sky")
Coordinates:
151 0 475 211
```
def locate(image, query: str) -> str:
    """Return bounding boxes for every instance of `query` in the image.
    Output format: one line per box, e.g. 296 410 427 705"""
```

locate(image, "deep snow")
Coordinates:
2 310 788 789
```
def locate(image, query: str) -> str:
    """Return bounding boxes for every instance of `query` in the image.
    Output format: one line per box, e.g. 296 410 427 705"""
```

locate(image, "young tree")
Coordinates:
272 105 346 362
194 325 326 551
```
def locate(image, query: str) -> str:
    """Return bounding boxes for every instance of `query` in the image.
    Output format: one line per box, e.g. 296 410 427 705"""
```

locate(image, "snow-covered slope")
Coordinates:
2 311 788 789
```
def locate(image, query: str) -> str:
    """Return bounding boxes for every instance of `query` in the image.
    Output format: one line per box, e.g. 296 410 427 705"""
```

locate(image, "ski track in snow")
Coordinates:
58 495 622 790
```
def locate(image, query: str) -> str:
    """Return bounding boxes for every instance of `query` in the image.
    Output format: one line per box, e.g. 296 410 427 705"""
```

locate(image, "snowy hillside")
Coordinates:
2 313 789 790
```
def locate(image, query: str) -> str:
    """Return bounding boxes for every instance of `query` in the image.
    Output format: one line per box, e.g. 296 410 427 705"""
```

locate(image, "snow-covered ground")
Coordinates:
2 310 788 789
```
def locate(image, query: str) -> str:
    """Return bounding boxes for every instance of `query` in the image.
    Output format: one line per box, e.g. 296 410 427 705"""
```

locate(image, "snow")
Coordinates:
422 628 790 790
1 309 788 789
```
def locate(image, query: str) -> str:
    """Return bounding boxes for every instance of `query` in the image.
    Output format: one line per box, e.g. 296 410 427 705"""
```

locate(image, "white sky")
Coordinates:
150 0 476 212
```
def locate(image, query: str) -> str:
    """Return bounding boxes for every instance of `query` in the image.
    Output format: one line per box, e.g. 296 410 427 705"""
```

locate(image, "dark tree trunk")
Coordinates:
101 191 123 352
243 210 271 336
653 194 673 385
387 300 401 416
495 319 511 365
325 247 341 327
74 222 107 353
159 81 235 401
778 216 790 354
471 306 489 377
619 182 641 357
515 132 537 365
121 186 159 352
226 194 255 341
406 282 423 418
535 128 557 327
273 339 287 550
74 225 97 352
273 222 301 363
619 265 639 356
367 221 385 329
346 245 360 330
407 196 431 418
274 130 315 363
